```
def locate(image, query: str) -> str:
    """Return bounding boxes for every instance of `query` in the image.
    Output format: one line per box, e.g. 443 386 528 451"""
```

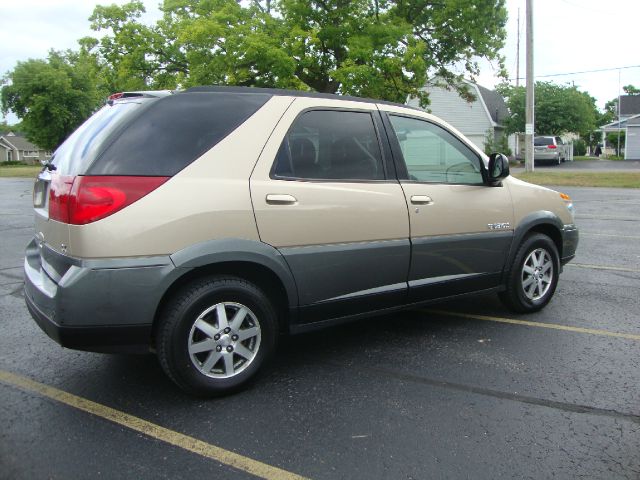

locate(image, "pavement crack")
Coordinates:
327 362 640 425
0 266 22 272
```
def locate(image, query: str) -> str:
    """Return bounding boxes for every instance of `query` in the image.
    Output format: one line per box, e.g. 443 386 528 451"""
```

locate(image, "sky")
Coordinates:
1 0 639 123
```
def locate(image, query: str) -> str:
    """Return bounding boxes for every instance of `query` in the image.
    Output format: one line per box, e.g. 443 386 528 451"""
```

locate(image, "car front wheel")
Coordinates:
499 233 560 313
156 276 277 396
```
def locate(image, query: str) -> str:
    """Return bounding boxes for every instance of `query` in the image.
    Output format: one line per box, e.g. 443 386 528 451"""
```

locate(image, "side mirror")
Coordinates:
488 153 510 185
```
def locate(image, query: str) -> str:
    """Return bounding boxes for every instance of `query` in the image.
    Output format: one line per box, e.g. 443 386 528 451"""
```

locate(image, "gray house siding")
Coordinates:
407 86 493 150
626 124 640 160
406 81 509 153
0 135 51 164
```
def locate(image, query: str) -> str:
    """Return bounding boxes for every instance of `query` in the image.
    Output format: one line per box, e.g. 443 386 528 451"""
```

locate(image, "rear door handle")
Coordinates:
266 194 297 205
410 195 433 205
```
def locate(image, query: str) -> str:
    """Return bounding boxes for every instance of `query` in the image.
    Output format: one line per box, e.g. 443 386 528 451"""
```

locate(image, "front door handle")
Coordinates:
266 194 297 205
410 195 433 205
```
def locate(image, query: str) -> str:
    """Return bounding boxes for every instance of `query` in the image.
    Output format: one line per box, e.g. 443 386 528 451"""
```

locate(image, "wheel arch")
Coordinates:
504 212 564 279
152 239 299 341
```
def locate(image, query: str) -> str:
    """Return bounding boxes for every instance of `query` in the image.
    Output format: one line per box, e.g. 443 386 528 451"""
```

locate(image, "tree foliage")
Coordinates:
85 0 508 105
1 51 108 150
498 81 598 138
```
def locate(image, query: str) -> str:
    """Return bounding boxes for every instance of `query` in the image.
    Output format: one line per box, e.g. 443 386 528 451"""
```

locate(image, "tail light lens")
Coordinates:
547 145 557 149
49 175 169 225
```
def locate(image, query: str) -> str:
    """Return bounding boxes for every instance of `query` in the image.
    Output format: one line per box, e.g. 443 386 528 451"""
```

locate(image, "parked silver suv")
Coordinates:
24 87 579 396
534 136 568 165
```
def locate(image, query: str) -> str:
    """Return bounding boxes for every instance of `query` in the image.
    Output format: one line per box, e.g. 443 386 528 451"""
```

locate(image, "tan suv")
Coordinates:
24 87 579 396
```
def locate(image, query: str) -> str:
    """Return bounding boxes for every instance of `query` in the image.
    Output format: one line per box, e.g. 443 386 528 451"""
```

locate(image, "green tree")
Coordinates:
623 84 640 95
1 50 107 150
498 81 598 138
0 120 23 135
606 131 625 156
86 0 508 105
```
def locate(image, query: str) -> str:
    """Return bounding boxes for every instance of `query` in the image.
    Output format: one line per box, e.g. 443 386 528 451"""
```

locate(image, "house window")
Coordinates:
23 150 40 158
7 150 12 162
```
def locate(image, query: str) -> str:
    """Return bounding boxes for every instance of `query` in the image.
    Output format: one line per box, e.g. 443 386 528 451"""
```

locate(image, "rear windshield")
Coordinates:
534 137 554 146
52 92 271 176
52 98 150 175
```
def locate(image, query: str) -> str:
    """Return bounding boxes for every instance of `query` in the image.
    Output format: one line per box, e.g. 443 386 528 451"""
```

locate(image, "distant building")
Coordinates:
0 133 52 164
406 78 511 153
601 95 640 160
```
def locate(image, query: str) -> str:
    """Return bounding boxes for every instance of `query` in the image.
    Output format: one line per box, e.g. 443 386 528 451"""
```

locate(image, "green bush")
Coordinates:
573 138 587 156
2 161 29 166
483 130 512 157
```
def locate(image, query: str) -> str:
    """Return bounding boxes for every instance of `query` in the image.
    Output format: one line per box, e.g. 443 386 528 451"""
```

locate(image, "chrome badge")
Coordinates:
487 222 511 230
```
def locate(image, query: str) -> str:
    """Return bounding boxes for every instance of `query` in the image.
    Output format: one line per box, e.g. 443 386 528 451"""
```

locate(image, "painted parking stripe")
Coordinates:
0 370 309 480
581 232 640 240
567 263 640 273
426 310 640 341
576 214 640 222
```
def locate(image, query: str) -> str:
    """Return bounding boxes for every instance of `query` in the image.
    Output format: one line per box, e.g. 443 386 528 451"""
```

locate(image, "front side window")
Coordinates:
273 110 384 181
388 115 483 184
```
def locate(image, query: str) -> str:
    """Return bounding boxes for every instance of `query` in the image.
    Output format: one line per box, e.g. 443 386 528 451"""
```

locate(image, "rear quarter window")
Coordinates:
88 92 271 176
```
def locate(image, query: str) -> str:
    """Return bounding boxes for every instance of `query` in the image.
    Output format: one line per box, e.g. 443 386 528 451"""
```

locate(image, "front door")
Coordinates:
251 100 410 323
382 110 514 302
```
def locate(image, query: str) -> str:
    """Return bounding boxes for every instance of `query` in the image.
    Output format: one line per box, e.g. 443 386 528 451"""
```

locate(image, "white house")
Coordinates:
406 79 510 153
600 95 640 160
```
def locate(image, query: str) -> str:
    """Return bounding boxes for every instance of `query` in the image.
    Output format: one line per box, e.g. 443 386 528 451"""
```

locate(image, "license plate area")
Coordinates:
33 172 50 210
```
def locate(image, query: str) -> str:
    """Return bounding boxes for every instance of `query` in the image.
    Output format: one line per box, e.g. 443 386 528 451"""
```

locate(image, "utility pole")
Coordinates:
516 8 520 87
524 0 534 172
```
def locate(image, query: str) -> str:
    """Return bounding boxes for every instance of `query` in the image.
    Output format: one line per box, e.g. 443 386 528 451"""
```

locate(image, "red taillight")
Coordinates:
547 144 557 149
49 175 169 225
49 175 75 223
108 92 124 101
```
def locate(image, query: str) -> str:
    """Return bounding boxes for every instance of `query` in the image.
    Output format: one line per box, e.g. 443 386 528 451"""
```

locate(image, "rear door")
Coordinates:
250 98 410 324
380 107 514 302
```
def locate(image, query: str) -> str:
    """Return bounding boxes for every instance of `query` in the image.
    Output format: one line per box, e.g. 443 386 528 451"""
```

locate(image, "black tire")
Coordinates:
156 276 278 396
499 233 560 313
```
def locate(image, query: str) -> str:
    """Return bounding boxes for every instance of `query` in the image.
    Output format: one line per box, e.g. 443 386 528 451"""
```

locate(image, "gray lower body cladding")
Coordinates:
561 224 579 265
24 239 177 353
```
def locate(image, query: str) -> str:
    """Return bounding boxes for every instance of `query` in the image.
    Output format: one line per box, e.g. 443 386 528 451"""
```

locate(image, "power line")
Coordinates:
510 64 640 82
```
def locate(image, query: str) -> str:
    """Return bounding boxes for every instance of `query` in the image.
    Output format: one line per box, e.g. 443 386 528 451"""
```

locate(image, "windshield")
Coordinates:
51 98 153 175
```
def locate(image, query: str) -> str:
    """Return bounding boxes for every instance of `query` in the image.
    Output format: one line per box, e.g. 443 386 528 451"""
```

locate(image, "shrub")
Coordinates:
573 138 587 156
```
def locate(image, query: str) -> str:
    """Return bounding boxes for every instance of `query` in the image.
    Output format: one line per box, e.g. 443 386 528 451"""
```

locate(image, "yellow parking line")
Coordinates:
0 370 309 480
426 310 640 341
567 263 640 273
581 232 640 240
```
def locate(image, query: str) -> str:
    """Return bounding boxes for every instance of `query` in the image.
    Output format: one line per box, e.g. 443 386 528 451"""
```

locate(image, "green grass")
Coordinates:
0 165 42 178
513 171 640 188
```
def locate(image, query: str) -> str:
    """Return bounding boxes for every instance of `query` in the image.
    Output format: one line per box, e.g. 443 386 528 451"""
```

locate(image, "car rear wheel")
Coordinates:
499 233 560 313
156 276 277 396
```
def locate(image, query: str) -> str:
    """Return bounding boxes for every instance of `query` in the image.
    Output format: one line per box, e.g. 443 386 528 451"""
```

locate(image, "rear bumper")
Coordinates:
25 292 152 353
24 239 178 353
534 152 560 161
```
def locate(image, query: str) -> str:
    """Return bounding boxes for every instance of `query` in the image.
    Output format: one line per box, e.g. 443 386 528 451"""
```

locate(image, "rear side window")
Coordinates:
534 137 554 146
89 92 271 176
272 110 384 180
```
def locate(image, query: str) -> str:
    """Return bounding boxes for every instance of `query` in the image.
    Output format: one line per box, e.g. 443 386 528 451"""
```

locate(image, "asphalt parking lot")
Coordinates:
1 177 639 479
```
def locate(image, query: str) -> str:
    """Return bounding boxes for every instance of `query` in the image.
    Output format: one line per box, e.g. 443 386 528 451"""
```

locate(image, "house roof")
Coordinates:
620 95 640 116
475 84 509 125
601 113 640 131
0 134 41 151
